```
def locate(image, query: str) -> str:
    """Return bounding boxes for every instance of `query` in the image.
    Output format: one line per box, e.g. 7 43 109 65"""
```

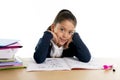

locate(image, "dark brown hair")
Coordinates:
48 9 77 30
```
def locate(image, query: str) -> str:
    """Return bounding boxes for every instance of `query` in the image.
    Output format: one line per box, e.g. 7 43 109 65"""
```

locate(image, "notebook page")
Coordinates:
27 58 70 71
64 57 103 70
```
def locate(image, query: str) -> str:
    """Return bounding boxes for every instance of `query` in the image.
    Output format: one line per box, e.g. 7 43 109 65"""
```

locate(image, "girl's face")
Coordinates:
53 20 75 47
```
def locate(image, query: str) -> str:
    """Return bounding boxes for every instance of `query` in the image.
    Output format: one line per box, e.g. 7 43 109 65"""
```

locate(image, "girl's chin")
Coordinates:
57 40 67 46
58 42 66 46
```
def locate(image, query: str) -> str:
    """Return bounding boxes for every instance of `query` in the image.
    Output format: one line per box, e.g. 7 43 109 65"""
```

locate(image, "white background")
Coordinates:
0 0 120 58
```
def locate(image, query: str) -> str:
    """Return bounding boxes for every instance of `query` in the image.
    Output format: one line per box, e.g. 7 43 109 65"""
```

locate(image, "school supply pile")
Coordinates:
0 39 25 70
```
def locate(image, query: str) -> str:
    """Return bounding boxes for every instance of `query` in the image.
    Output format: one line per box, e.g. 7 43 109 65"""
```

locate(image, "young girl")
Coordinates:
33 9 91 63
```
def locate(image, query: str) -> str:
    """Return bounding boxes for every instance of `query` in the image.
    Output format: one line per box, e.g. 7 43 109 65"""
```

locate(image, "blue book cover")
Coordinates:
0 39 19 47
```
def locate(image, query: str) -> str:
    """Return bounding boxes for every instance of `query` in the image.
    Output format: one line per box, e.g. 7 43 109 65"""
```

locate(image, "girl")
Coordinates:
33 9 91 63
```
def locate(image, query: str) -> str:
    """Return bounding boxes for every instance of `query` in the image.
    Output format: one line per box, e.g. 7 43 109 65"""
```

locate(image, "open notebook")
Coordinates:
26 57 113 71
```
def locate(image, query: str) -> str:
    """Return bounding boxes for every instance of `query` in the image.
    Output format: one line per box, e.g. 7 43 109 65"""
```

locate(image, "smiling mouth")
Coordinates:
59 38 67 43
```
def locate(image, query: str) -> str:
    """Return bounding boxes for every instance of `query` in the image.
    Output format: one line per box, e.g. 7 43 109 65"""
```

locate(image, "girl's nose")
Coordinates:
63 32 68 38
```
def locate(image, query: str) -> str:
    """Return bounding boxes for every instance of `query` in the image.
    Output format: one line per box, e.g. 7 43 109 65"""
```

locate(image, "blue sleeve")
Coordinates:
72 32 91 62
33 31 53 63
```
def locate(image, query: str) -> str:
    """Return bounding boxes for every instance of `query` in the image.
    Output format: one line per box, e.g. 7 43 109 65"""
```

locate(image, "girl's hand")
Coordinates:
64 37 73 49
48 30 58 44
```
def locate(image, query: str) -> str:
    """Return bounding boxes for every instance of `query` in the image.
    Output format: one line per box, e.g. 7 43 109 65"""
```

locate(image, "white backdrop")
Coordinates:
0 0 120 58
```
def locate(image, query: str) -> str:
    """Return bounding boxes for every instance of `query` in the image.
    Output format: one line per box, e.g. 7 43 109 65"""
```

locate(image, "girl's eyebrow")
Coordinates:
69 30 74 32
60 25 74 32
59 26 65 29
60 25 64 28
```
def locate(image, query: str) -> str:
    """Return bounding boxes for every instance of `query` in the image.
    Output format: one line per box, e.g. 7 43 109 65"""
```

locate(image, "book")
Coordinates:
26 57 112 71
0 65 25 70
0 58 15 62
0 57 26 70
0 39 19 48
0 57 22 67
0 42 22 49
0 48 18 59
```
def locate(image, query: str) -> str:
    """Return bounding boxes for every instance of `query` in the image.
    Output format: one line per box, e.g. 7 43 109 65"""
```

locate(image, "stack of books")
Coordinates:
0 39 25 70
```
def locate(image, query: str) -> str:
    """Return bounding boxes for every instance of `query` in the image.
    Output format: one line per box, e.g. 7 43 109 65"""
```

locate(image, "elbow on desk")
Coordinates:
79 58 91 63
78 55 91 63
33 54 45 63
34 57 45 63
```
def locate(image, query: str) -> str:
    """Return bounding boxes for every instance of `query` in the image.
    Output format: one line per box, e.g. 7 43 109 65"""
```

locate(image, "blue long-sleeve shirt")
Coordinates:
33 31 91 63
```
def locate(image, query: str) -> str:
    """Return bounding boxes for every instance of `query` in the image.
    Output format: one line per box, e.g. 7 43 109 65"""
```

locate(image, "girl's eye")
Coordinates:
69 31 74 35
60 28 64 32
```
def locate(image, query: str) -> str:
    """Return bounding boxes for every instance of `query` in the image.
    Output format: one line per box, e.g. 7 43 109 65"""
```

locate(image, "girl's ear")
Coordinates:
51 24 55 32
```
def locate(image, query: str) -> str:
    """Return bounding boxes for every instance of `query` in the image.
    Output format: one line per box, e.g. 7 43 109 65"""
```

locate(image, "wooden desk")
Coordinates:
0 58 120 80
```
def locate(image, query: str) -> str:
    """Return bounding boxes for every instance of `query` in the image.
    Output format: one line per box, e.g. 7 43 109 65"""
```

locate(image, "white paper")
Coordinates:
64 57 103 70
27 58 70 71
